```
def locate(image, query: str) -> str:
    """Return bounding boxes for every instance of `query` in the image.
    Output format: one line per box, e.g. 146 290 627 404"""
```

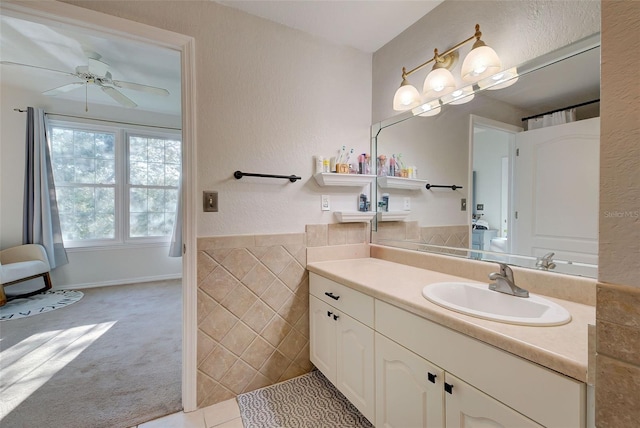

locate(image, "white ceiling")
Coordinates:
0 14 182 115
216 1 444 53
0 1 443 115
0 2 598 118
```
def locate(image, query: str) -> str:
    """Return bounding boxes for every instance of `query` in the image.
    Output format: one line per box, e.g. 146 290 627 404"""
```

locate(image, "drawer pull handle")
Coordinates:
333 314 339 321
427 372 437 384
325 292 340 300
327 311 333 317
444 382 454 394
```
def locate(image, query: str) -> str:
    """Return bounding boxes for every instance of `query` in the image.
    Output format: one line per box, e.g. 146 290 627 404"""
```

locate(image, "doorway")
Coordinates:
0 0 197 415
469 115 522 259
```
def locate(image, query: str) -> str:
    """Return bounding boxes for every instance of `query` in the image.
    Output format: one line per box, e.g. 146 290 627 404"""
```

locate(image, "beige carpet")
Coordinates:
0 279 182 428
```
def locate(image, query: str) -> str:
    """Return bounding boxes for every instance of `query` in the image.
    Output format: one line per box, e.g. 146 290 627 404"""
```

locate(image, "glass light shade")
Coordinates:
478 67 519 90
413 100 441 117
461 45 502 83
441 86 475 105
393 83 421 111
423 67 456 99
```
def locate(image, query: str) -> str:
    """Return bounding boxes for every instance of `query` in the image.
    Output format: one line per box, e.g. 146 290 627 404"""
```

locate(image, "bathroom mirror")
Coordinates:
371 33 600 278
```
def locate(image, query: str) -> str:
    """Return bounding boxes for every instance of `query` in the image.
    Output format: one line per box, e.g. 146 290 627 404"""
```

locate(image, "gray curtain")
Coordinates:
168 178 183 257
23 107 68 269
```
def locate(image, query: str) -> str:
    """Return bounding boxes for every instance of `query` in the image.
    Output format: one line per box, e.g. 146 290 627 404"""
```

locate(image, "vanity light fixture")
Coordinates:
392 24 502 111
441 85 475 105
413 100 441 117
478 67 519 90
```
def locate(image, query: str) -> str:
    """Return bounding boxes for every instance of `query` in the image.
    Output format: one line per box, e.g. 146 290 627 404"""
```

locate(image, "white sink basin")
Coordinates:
422 282 571 326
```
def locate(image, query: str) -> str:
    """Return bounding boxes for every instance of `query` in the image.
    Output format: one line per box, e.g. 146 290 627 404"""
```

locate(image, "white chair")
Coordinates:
0 244 52 306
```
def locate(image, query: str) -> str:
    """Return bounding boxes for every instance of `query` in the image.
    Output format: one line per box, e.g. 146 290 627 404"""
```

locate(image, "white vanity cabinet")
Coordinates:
376 332 540 428
444 373 542 428
375 333 445 427
309 274 375 422
309 272 586 428
376 300 585 428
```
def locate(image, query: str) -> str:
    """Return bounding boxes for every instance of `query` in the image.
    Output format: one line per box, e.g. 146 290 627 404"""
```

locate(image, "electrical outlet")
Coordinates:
403 197 411 211
461 198 467 211
321 195 330 211
477 203 484 211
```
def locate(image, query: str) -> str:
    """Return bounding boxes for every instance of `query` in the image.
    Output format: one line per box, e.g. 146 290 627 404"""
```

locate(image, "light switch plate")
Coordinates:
203 191 218 212
461 198 467 211
321 195 330 211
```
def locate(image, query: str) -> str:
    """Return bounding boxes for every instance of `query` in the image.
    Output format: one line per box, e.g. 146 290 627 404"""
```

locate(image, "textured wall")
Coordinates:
372 0 601 123
598 0 640 288
66 0 373 237
596 1 640 427
196 224 367 408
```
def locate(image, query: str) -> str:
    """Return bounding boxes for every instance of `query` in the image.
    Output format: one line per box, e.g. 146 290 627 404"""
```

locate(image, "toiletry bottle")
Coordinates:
315 156 323 174
359 193 368 212
323 158 330 173
389 157 396 177
377 155 387 176
358 154 365 174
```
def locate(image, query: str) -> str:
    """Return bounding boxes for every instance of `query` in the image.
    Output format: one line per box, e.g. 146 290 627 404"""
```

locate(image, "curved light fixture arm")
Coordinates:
399 24 484 79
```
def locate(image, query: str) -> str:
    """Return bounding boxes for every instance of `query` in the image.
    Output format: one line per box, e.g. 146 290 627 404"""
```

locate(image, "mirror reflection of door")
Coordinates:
470 116 522 260
513 117 600 273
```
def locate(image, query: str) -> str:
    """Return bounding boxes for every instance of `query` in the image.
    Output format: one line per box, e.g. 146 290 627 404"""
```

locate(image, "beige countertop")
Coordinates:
307 257 595 383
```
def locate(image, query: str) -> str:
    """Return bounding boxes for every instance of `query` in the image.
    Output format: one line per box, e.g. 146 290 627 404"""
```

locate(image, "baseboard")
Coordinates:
54 274 183 290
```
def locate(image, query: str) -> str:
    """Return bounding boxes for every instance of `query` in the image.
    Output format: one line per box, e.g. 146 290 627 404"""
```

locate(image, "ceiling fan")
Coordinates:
1 52 170 109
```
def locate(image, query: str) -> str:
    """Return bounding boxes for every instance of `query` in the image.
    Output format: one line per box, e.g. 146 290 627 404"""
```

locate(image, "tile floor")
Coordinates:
133 398 244 428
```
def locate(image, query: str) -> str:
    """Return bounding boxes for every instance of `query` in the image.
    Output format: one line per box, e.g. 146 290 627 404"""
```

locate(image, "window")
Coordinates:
49 121 181 247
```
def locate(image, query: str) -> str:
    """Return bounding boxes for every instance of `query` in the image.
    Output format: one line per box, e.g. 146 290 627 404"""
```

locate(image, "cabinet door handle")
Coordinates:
333 314 339 321
327 311 333 317
444 382 454 394
427 372 437 384
324 292 340 301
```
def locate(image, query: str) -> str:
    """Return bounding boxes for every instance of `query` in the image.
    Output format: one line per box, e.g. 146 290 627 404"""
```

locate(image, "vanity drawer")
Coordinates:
310 273 374 327
376 300 586 428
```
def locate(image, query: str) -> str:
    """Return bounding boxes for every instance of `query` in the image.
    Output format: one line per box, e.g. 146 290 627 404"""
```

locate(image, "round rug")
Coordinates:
0 290 84 321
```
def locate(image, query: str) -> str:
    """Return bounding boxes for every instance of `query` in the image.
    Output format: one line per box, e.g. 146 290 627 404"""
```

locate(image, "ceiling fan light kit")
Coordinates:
392 24 516 115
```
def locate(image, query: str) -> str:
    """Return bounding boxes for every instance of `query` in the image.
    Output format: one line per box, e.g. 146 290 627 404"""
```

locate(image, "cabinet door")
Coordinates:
375 333 445 428
336 312 375 422
309 295 336 383
445 373 543 428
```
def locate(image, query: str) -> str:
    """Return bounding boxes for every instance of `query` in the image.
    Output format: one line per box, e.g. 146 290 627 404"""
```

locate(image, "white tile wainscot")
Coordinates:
307 258 595 428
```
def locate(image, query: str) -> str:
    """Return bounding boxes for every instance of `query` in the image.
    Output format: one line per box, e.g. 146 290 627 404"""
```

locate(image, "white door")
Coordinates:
513 118 599 270
309 296 336 383
336 313 375 422
445 373 542 428
375 333 445 428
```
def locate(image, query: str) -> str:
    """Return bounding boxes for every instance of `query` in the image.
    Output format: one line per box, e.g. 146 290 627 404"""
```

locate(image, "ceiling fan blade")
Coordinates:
101 86 138 108
1 61 77 77
43 82 85 96
112 79 170 96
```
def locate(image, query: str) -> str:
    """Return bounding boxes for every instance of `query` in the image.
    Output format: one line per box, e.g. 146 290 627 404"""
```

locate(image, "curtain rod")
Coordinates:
13 108 182 131
521 99 600 122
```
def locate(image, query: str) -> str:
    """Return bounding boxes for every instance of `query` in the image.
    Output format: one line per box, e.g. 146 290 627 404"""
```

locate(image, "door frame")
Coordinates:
1 1 198 411
468 115 522 255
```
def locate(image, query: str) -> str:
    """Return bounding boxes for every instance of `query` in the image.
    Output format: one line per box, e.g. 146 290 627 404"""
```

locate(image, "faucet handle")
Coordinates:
498 263 514 280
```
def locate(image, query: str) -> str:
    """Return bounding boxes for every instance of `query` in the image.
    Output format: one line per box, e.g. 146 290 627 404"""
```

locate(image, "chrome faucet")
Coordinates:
536 252 557 271
489 263 529 298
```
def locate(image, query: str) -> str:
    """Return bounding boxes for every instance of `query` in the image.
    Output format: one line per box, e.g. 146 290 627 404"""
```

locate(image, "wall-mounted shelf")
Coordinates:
314 173 376 187
379 211 411 222
334 211 377 223
377 176 428 190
